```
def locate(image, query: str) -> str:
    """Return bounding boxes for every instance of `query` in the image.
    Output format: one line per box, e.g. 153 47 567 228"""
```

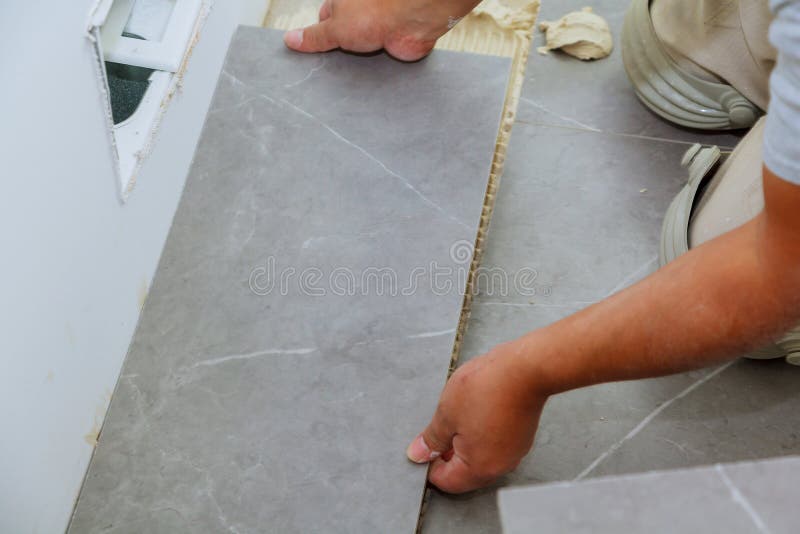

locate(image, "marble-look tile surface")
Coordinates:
69 27 510 533
421 123 800 531
499 455 800 534
520 0 744 148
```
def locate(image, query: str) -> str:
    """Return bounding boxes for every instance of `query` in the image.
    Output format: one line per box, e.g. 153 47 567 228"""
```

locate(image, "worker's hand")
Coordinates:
406 342 548 493
283 0 481 61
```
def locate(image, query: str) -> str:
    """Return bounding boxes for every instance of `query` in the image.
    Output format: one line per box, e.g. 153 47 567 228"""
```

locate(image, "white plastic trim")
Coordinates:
113 70 173 196
100 0 203 72
88 0 117 28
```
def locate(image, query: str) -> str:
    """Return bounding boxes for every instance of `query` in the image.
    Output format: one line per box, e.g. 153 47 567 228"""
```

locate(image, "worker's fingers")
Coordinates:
428 453 486 494
406 434 444 463
406 409 455 463
384 35 437 62
283 20 339 53
318 0 333 22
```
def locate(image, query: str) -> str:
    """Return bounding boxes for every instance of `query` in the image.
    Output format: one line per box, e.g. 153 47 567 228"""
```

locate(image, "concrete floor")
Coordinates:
420 0 800 532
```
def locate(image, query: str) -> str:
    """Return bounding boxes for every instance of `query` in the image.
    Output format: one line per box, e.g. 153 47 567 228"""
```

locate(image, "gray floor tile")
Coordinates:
724 456 800 534
589 358 800 478
474 123 687 307
522 0 744 148
69 27 510 533
499 456 800 534
421 123 800 532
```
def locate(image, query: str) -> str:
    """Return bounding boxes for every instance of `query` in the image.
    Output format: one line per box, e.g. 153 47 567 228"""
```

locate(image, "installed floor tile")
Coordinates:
69 27 509 533
422 50 800 534
499 455 800 534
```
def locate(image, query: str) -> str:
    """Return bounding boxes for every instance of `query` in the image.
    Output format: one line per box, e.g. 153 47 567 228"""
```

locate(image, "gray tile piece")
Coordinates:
498 456 800 534
421 124 800 532
522 0 744 148
69 27 510 533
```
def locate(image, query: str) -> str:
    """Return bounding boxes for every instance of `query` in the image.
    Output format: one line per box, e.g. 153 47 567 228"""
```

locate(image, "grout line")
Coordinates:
612 131 738 150
515 119 739 150
519 96 601 132
573 360 736 481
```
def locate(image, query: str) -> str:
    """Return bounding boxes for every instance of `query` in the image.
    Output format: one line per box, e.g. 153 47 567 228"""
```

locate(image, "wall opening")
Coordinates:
88 0 205 200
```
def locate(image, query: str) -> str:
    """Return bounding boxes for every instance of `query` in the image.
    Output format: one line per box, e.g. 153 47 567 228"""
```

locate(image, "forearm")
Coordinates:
517 168 800 396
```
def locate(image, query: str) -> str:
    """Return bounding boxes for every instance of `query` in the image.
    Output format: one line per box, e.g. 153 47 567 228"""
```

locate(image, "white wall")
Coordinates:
0 1 270 532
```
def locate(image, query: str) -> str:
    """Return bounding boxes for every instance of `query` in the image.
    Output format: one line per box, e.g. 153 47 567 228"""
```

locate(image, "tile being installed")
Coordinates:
520 0 743 148
499 455 800 534
69 27 510 533
421 123 800 533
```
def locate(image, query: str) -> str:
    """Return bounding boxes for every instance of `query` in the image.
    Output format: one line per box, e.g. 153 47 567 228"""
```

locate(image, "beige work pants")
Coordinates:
651 0 776 110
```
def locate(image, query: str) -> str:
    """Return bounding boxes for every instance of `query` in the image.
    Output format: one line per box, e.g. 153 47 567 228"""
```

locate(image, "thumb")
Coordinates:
406 410 454 463
283 21 339 53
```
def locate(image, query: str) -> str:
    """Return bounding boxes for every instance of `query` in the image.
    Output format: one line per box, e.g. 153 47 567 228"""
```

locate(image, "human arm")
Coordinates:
282 0 482 61
406 0 800 495
407 167 800 493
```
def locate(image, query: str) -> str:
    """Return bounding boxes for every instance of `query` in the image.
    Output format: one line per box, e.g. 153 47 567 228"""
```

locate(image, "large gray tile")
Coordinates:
421 124 800 533
69 27 510 533
521 0 744 148
498 456 800 534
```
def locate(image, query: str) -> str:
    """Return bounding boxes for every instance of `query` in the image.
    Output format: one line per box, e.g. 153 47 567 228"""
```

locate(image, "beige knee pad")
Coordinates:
661 117 800 364
689 117 765 247
651 0 776 110
622 0 772 129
